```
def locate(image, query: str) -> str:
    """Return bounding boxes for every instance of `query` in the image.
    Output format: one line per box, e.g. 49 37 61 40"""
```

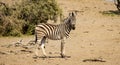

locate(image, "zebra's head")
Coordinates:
68 12 76 30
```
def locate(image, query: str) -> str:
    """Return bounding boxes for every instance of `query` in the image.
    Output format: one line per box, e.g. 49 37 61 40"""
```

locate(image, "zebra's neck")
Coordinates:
62 17 72 34
61 22 71 35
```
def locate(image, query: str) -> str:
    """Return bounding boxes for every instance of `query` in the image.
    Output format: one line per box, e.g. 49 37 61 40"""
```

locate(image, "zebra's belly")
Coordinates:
48 34 63 40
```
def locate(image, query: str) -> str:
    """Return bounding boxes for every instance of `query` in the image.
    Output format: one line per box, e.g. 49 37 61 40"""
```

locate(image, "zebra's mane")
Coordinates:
63 15 71 24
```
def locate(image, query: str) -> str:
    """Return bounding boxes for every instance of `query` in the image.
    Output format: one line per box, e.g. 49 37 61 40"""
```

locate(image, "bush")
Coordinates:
0 0 62 36
18 0 62 23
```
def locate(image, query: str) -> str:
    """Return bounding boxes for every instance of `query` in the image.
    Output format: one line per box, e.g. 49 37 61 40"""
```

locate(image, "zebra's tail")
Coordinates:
35 32 37 44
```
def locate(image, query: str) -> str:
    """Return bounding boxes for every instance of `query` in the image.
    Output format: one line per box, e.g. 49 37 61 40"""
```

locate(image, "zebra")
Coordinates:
34 12 76 58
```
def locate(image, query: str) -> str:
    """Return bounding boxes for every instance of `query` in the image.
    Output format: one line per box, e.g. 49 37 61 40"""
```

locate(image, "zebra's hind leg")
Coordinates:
60 38 66 58
34 44 39 58
33 40 40 59
40 37 47 57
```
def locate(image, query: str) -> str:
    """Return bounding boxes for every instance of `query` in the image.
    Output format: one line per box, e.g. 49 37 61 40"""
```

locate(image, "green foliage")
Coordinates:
0 0 62 36
18 0 62 23
0 15 23 36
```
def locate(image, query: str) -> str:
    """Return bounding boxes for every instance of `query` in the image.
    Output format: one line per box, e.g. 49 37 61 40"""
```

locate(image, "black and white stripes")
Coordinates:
34 12 76 58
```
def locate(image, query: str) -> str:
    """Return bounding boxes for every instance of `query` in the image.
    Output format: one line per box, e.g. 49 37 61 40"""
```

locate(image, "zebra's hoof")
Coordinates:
60 54 65 58
42 55 48 58
61 55 65 58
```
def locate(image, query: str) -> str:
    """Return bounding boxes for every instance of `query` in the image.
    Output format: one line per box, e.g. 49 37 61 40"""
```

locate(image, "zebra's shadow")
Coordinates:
33 56 71 59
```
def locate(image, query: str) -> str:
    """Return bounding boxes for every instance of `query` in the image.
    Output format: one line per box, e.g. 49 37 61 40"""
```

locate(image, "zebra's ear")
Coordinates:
69 12 72 16
69 12 74 16
72 12 75 16
74 11 77 15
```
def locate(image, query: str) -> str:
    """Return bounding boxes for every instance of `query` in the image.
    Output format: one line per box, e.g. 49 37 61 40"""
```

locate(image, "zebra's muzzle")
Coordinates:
72 27 75 30
72 25 75 30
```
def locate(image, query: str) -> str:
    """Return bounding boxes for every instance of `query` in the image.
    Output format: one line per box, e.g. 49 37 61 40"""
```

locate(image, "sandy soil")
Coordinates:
1 0 120 65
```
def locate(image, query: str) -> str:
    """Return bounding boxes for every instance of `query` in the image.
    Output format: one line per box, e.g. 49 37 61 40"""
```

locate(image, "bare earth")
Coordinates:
0 0 120 65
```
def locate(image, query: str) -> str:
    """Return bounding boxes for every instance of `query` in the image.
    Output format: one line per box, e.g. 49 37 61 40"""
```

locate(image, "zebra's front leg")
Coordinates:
40 37 47 57
60 38 66 58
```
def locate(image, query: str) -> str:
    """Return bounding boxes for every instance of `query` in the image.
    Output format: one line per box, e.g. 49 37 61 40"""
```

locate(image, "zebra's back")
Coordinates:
35 23 68 40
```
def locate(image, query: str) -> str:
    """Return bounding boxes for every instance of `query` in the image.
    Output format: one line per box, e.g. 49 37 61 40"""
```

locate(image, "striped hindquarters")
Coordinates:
35 23 53 40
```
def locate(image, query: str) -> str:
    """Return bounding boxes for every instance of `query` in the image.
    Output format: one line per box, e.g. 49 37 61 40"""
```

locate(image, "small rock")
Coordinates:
83 31 89 33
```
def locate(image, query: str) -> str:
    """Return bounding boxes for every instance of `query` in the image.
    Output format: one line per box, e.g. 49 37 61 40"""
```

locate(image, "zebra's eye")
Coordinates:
71 19 76 24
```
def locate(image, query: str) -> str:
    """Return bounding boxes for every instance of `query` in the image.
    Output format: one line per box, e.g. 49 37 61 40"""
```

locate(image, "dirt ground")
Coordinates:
1 0 120 65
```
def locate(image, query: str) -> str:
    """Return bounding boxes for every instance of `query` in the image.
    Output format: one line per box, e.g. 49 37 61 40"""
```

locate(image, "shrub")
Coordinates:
0 0 62 36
